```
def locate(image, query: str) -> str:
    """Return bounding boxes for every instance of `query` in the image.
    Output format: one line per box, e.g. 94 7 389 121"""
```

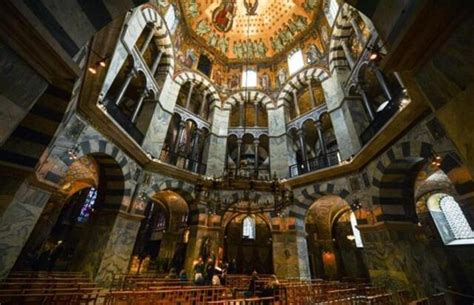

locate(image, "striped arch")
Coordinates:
224 90 274 109
276 66 330 107
174 71 221 106
328 3 354 72
370 141 434 221
144 178 203 225
289 182 350 230
45 139 133 211
139 5 175 76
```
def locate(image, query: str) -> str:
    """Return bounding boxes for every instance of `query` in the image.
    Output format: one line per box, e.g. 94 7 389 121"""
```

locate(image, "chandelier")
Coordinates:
195 172 293 216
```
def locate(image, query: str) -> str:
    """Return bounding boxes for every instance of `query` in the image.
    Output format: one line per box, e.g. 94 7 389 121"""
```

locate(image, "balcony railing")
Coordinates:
224 166 271 180
159 148 206 175
360 93 403 145
103 99 145 144
289 150 341 177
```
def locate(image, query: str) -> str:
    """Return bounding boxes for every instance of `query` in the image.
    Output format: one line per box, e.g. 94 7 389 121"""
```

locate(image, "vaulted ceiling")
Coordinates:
179 0 322 61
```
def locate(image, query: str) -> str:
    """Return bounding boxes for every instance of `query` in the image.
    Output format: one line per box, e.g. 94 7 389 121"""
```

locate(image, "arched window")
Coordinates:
242 68 257 88
427 193 474 245
165 4 178 34
242 216 256 240
349 212 363 248
288 49 304 75
77 187 97 223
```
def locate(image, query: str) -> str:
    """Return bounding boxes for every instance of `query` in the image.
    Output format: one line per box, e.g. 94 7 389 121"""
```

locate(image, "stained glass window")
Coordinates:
156 210 167 231
242 216 256 239
77 187 97 223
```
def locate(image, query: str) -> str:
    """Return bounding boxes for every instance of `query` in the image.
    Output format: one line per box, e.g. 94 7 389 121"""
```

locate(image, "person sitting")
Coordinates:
179 269 187 282
262 275 280 298
166 267 178 279
205 258 215 285
244 270 259 298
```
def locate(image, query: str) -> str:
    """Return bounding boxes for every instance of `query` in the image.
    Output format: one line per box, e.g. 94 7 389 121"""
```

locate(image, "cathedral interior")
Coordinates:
0 0 473 304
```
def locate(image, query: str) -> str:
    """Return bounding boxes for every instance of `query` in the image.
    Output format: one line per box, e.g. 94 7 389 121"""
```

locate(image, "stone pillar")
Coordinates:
73 211 142 285
239 102 245 126
254 103 259 126
131 89 149 123
315 120 327 156
150 50 164 76
142 75 180 158
321 74 361 159
292 91 301 117
115 70 136 106
341 39 355 69
200 93 208 118
356 84 375 121
0 181 51 278
253 139 259 175
173 121 187 154
272 228 310 279
358 222 448 300
189 128 202 172
185 83 194 110
268 104 291 178
139 26 156 54
307 80 316 108
205 105 230 176
236 138 243 171
373 67 393 101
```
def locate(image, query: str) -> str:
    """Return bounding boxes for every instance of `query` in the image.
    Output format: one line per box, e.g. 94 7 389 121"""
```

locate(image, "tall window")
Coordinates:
350 212 363 248
242 216 256 239
77 187 97 223
324 0 339 26
165 5 178 34
288 49 304 75
427 193 474 245
242 68 257 88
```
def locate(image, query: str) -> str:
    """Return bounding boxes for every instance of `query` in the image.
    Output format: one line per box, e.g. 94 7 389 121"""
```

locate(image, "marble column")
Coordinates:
373 67 393 101
150 50 164 76
307 80 316 108
253 139 259 175
200 93 208 118
115 70 136 106
356 84 375 121
315 120 327 156
131 89 149 123
0 181 51 278
73 212 142 285
272 229 310 279
157 231 181 269
297 129 308 170
189 128 202 172
341 39 355 69
236 138 243 171
173 121 187 154
293 91 301 117
205 105 230 176
254 103 259 126
139 26 156 54
358 222 448 300
239 102 245 126
185 83 194 110
267 104 291 178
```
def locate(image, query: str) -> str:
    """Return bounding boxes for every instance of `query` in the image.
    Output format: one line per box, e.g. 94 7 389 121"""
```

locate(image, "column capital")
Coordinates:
179 120 187 128
236 138 243 144
253 139 260 145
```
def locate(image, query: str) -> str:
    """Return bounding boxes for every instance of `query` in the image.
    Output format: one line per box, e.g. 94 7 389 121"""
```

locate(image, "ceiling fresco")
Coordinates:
179 0 321 60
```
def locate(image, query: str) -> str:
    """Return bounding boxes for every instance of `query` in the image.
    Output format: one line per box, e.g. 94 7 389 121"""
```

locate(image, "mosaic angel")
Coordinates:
196 20 211 36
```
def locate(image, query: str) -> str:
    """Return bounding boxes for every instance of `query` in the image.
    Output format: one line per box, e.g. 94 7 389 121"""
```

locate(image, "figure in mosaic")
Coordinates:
196 20 211 36
303 0 318 11
187 0 199 17
212 0 237 32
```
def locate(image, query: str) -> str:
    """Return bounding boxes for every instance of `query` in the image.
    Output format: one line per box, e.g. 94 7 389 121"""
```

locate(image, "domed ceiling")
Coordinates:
178 0 321 61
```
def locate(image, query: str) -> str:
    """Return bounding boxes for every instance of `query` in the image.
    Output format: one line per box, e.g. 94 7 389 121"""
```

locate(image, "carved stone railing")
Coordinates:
174 105 211 130
286 104 328 131
227 127 268 139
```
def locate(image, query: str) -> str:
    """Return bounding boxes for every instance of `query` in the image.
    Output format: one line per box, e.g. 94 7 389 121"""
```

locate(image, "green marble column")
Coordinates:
358 221 448 299
0 181 51 278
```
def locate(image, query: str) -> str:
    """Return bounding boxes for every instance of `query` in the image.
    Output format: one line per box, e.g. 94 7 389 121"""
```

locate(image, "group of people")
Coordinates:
192 257 228 286
271 14 309 52
233 38 268 59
